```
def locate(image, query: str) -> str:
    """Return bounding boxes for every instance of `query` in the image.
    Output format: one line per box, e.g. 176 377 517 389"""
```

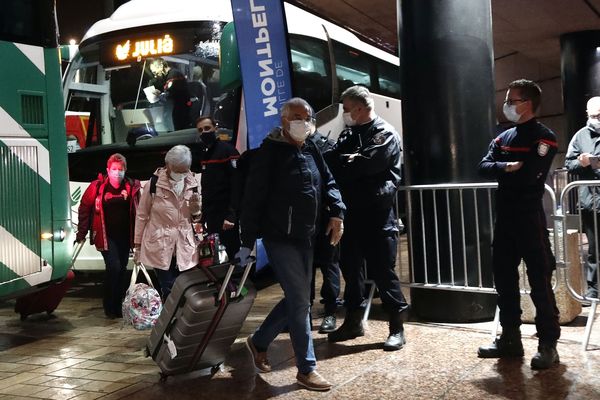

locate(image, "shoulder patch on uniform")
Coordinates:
373 133 386 145
537 142 550 156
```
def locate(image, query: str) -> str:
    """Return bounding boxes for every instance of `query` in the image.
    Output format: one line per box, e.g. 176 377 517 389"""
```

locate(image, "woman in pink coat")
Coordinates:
134 145 202 298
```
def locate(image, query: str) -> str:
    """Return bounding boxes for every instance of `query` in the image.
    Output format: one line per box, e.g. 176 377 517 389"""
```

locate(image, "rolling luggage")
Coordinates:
146 261 255 380
14 242 83 320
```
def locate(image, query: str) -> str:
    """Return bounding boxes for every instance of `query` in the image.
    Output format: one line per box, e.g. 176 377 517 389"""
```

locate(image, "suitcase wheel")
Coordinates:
143 347 150 358
211 363 222 376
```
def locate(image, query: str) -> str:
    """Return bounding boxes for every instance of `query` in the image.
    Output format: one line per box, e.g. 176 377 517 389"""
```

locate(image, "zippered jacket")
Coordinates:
565 124 600 211
240 128 345 248
134 168 201 271
479 118 557 212
324 116 402 211
76 176 141 251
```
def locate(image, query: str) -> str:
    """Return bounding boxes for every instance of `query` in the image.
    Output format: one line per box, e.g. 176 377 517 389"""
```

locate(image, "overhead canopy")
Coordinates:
288 0 600 73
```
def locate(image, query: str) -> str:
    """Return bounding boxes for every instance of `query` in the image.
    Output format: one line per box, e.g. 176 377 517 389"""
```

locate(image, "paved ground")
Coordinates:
0 271 599 399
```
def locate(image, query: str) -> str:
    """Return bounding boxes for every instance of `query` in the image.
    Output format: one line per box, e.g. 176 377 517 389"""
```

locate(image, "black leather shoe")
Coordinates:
531 344 559 369
383 331 406 351
318 315 337 334
328 311 364 342
478 335 524 358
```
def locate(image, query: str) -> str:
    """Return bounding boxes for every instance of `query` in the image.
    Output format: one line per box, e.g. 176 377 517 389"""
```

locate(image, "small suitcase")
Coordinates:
14 242 83 320
14 269 76 320
146 261 255 380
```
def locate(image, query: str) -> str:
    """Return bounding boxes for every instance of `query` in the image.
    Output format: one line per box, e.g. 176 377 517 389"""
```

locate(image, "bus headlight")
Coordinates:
41 228 66 242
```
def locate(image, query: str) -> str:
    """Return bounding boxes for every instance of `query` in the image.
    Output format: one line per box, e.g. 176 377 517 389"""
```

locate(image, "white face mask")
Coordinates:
288 120 312 142
588 117 600 131
169 171 187 182
343 112 356 127
108 169 125 182
503 103 523 123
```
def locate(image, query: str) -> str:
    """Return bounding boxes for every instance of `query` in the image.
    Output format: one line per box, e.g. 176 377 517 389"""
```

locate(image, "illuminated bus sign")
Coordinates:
114 34 174 61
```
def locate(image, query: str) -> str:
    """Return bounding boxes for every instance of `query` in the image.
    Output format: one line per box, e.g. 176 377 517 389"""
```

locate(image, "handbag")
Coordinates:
197 233 222 267
122 263 163 330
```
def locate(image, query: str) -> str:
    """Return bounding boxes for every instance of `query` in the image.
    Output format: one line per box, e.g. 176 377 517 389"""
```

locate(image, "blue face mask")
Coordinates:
108 170 125 181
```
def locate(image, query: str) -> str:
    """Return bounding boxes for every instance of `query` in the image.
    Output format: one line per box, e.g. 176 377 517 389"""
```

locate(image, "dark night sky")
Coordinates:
55 0 129 43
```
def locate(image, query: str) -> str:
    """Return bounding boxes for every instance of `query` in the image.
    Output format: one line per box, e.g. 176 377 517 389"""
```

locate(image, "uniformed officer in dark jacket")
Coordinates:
477 79 560 370
307 130 343 333
325 85 409 351
235 97 345 391
195 116 240 260
149 58 192 131
565 96 600 299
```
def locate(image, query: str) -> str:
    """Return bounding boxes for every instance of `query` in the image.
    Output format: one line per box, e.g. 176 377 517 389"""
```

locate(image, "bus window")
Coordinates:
377 62 401 98
333 41 372 93
289 35 331 112
71 65 98 84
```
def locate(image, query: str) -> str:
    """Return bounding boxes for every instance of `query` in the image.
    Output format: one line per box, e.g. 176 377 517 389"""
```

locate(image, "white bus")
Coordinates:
63 0 402 269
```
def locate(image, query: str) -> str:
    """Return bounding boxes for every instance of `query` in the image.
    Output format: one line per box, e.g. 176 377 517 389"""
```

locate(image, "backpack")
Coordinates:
122 263 163 330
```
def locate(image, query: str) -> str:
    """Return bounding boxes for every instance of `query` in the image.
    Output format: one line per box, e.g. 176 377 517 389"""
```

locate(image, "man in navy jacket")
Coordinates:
236 98 345 392
477 79 560 370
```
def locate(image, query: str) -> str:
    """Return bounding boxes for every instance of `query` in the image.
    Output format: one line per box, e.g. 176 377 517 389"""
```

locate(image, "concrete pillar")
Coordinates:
560 30 600 141
398 0 497 321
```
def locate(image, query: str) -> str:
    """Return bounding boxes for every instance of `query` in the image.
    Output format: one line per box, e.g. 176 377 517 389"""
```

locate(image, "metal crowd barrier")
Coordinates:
398 183 557 290
395 182 567 341
557 180 600 350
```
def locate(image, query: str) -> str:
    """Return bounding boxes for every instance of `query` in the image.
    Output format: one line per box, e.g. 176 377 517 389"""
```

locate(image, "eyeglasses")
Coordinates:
197 126 214 132
504 98 528 106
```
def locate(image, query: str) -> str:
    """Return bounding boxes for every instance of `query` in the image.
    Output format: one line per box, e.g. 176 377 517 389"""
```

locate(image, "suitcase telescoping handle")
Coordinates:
70 241 85 269
216 256 255 301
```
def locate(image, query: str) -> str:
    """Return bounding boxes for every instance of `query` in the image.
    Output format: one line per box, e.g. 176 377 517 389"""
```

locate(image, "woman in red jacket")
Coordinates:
76 153 141 318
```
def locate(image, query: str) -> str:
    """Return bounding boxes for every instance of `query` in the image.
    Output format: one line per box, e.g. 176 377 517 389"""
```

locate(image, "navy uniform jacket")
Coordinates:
325 116 402 211
198 138 240 223
479 118 557 212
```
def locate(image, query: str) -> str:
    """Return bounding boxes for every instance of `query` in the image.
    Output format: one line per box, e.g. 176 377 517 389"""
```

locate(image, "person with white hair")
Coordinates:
565 96 600 299
134 145 202 299
236 97 345 392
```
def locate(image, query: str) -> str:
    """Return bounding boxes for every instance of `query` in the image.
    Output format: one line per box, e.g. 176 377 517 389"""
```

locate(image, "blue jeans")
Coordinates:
252 239 316 375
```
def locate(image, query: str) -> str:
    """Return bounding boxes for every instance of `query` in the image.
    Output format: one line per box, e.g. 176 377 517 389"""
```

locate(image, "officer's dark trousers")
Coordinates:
339 207 408 313
311 231 341 315
581 209 599 287
100 237 130 317
492 207 560 344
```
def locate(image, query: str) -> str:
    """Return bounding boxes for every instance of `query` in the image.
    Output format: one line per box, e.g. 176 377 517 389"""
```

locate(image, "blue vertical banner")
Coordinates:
231 0 293 149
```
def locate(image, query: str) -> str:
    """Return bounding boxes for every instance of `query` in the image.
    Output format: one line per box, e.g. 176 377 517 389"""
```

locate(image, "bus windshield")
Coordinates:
64 23 239 158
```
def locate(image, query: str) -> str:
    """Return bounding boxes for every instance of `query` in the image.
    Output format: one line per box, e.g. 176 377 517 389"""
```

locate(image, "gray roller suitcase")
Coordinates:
146 262 255 380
